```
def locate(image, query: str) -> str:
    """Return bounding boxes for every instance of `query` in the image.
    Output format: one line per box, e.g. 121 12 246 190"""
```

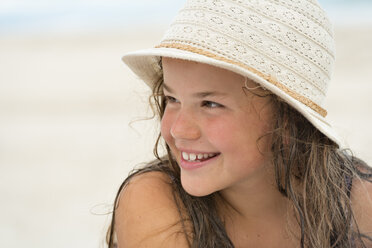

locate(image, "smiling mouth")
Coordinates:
181 151 220 162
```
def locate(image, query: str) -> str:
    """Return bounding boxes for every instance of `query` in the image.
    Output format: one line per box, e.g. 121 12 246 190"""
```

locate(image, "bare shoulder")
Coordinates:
351 170 372 245
114 171 191 248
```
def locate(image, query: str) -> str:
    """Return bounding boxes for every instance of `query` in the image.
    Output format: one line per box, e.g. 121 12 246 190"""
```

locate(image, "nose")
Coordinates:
170 109 201 141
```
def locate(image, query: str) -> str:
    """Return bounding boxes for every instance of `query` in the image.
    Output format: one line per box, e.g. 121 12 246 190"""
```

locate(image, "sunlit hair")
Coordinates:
106 64 372 247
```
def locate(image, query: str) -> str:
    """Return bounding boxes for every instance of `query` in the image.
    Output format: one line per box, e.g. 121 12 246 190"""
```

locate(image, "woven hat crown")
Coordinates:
156 0 335 117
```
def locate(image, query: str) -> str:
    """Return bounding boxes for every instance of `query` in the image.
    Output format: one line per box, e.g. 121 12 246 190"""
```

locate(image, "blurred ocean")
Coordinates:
0 0 372 36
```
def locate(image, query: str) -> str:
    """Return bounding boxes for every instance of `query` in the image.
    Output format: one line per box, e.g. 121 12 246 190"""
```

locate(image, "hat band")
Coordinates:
155 42 328 118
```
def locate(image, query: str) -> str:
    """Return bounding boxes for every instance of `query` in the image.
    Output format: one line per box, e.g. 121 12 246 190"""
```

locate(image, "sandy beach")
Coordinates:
0 26 371 247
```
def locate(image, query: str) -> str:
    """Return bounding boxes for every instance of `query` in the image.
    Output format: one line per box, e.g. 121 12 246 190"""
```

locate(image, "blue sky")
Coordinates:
0 0 371 36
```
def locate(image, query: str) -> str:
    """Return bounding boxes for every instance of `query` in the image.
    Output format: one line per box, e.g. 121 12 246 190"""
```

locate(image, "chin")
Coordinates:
183 186 214 197
180 176 217 197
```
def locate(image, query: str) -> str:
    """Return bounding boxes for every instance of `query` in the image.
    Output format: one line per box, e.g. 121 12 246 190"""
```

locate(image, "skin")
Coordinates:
161 57 298 247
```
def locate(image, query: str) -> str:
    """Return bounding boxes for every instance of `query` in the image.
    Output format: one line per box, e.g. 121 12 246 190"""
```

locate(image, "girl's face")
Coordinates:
161 57 274 196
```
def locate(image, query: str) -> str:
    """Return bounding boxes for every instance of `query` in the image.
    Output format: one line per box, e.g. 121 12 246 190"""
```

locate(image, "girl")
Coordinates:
107 0 372 247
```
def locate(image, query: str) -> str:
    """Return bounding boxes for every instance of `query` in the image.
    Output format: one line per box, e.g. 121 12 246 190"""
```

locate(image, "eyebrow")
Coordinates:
163 82 228 98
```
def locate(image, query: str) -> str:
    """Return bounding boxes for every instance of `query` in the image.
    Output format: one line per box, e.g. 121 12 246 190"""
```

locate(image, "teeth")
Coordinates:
182 152 189 160
189 153 197 161
182 151 217 162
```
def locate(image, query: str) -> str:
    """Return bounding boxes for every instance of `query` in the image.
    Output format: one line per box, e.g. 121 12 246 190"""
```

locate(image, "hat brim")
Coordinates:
122 47 343 147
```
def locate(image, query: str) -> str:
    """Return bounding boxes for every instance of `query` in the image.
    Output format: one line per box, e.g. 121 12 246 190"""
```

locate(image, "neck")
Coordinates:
217 164 290 226
215 164 301 247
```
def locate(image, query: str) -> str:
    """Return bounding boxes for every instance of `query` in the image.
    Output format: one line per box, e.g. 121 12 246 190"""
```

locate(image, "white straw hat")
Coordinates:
122 0 342 147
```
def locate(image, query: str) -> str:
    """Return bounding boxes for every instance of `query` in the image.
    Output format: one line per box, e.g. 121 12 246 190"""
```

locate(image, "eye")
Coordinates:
164 95 179 104
201 100 224 108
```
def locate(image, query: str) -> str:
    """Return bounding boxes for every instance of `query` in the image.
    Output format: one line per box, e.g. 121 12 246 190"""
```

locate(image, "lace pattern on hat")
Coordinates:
172 9 330 95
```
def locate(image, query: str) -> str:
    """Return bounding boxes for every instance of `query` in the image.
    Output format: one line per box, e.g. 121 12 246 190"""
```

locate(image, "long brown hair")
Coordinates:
106 74 372 248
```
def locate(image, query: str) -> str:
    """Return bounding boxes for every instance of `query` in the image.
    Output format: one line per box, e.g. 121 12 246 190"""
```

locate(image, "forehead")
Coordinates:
161 57 245 91
162 57 235 75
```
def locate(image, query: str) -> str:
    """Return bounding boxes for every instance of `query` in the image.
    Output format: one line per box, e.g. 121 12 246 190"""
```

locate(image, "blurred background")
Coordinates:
0 0 371 247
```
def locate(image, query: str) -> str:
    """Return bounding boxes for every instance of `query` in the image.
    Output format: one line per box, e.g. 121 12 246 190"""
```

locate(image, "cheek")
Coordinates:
205 115 253 144
160 111 173 144
204 119 232 145
206 115 270 159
